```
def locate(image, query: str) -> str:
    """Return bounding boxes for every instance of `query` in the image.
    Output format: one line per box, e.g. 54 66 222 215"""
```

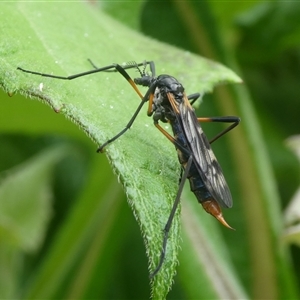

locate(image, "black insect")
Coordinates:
18 60 240 277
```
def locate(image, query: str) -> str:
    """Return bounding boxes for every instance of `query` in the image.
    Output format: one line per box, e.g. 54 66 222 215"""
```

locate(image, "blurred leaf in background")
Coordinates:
0 0 300 299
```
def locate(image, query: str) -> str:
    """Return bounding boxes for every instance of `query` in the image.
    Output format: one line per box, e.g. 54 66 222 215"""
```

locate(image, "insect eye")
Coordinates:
171 83 183 93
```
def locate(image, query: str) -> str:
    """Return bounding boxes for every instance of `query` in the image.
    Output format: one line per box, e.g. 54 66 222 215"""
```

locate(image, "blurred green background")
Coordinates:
1 1 300 299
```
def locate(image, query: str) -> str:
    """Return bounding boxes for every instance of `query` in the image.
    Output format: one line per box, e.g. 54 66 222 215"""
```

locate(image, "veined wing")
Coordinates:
168 92 233 208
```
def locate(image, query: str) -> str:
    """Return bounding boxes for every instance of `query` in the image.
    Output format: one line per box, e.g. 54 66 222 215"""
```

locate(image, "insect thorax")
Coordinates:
153 85 182 123
156 75 184 96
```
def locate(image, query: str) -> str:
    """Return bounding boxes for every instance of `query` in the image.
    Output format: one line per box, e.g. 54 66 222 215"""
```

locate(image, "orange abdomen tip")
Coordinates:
201 200 235 230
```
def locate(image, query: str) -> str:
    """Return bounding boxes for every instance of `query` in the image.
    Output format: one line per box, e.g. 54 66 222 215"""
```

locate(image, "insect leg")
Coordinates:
154 122 191 157
102 61 156 76
87 59 99 69
187 92 201 105
150 155 193 278
97 98 146 152
17 63 122 80
18 60 154 151
97 80 157 152
198 116 240 144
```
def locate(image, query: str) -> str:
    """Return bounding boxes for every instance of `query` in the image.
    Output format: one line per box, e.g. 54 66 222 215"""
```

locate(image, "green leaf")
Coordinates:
0 146 66 251
0 2 241 298
0 146 68 299
23 155 126 299
284 136 300 246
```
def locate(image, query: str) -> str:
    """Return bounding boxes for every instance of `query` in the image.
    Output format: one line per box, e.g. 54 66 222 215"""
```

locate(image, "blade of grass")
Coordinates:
23 155 123 299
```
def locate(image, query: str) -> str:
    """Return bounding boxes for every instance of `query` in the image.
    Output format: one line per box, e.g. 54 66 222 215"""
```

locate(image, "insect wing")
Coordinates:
174 94 233 208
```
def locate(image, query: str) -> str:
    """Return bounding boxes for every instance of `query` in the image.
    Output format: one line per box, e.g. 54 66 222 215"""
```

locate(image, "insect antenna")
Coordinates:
125 60 147 78
141 60 148 76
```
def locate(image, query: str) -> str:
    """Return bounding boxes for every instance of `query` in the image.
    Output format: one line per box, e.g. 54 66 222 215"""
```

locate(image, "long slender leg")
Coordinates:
186 92 240 144
154 122 191 157
17 63 120 80
103 61 156 77
150 155 193 278
187 92 201 105
97 81 157 152
198 116 240 144
97 99 146 152
18 61 155 152
87 59 99 69
149 61 156 77
97 96 147 152
17 61 154 81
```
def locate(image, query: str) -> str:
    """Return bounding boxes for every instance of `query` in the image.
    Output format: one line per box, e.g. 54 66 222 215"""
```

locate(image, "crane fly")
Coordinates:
18 60 240 277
